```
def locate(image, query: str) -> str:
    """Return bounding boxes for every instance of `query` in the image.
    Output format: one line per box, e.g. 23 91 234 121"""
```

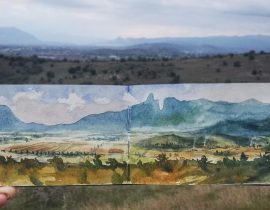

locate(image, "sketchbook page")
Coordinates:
0 85 130 186
129 84 270 185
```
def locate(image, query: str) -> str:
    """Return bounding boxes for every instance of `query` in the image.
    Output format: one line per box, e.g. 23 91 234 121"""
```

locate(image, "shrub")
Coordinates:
222 61 228 66
240 152 248 161
171 75 180 83
93 154 103 168
90 69 96 75
111 171 124 184
46 71 55 79
78 169 88 184
233 61 241 68
252 70 257 75
197 155 209 171
48 156 65 171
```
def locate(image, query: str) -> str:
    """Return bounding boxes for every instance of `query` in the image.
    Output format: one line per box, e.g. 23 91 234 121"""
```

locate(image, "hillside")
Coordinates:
0 51 269 84
0 27 42 46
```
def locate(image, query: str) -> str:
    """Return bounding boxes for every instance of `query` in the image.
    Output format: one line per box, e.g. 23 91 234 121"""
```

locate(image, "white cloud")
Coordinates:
94 97 111 105
0 0 269 43
13 90 43 102
58 93 85 111
122 92 138 105
0 96 8 105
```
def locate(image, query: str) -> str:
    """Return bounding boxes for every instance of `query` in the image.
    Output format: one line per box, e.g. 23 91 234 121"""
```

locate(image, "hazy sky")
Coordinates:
0 0 269 43
1 84 270 125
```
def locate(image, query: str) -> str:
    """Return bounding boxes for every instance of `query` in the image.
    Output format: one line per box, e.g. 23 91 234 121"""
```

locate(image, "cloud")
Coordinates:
94 97 111 105
13 90 43 102
58 93 86 111
0 86 129 125
0 0 269 43
122 92 138 105
0 96 8 105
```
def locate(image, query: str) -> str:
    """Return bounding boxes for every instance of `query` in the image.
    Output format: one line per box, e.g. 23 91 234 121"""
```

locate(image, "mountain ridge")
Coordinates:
1 96 270 136
1 27 270 54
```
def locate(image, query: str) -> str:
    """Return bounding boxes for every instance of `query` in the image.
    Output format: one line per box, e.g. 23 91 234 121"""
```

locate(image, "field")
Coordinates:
0 52 269 84
0 131 269 186
128 133 270 185
0 132 129 186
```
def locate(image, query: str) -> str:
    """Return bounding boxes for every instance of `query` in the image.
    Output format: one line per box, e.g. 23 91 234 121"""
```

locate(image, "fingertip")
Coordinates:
0 194 8 207
0 187 17 200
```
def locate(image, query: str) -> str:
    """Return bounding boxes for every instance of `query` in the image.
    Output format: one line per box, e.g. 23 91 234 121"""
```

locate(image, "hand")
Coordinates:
0 187 17 207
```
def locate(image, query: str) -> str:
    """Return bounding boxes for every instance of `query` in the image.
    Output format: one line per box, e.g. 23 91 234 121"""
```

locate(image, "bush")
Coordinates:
252 70 257 75
29 174 44 186
197 155 209 171
240 152 248 161
21 158 40 169
233 61 241 68
46 71 55 79
93 154 103 168
171 75 180 83
155 153 173 172
48 156 65 171
111 171 123 184
78 169 88 184
68 66 81 74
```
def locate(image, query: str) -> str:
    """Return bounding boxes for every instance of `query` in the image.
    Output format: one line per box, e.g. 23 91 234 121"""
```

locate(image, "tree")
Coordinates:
197 155 209 171
233 61 241 68
240 152 248 161
78 169 88 184
155 153 173 172
21 158 40 169
46 71 55 79
93 154 103 168
111 171 123 184
48 156 65 171
106 158 119 170
0 156 6 164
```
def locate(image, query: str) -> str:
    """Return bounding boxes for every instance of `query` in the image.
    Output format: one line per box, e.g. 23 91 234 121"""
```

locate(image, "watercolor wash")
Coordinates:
0 84 270 186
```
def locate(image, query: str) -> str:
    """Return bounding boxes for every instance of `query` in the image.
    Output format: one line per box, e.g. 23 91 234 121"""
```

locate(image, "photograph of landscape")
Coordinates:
0 84 270 186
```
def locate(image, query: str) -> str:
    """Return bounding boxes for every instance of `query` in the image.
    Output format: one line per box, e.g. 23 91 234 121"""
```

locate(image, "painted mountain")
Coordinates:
0 105 47 132
0 105 128 132
2 94 270 137
130 94 270 134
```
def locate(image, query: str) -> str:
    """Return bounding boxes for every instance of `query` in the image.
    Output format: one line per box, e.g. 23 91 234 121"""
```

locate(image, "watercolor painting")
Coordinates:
0 84 270 186
0 85 130 186
129 84 270 185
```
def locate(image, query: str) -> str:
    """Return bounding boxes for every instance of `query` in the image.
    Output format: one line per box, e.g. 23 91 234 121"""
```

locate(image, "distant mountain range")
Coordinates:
0 27 270 55
2 94 270 137
0 27 42 46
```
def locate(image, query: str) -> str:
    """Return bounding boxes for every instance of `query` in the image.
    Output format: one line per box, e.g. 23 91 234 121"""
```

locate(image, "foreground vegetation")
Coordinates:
0 148 269 186
3 185 270 210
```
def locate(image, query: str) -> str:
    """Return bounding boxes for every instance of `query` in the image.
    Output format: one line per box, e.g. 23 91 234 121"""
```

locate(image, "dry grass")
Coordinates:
4 185 270 210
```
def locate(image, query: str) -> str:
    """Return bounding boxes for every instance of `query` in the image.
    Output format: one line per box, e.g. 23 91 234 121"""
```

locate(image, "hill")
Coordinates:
0 27 42 46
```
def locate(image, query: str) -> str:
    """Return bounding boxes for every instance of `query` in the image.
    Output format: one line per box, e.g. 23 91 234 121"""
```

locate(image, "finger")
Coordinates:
0 194 7 207
0 187 17 200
